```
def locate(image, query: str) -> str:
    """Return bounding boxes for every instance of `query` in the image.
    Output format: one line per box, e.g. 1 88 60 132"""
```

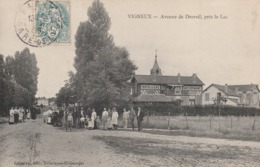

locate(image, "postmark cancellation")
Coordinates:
15 0 70 47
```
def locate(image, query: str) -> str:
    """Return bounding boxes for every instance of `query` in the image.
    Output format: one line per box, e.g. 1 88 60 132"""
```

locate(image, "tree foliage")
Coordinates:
0 48 39 115
7 48 39 101
56 71 77 107
57 0 137 111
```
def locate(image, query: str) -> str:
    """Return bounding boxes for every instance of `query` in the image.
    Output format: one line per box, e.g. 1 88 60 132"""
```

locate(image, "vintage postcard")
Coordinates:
0 0 260 166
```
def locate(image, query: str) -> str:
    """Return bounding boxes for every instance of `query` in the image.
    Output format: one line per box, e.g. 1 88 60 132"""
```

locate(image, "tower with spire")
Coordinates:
150 50 162 76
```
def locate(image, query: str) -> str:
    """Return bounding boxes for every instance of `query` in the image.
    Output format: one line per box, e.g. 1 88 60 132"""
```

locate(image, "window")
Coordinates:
205 93 209 101
175 86 181 94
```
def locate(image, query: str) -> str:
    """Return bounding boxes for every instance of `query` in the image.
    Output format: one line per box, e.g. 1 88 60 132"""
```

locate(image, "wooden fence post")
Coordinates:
218 104 221 132
209 115 212 130
168 112 170 130
185 112 188 129
230 116 233 130
147 110 149 127
252 114 256 131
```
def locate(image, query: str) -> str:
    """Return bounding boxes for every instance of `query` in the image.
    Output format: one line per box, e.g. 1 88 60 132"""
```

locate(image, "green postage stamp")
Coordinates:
15 0 70 47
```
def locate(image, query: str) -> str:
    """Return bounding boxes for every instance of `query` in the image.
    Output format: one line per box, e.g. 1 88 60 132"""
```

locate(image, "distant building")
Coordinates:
36 97 49 106
202 84 260 107
131 53 204 106
48 97 56 106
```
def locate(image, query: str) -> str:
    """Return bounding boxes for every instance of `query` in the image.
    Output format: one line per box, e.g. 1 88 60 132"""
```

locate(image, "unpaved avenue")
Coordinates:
0 118 137 167
0 117 260 167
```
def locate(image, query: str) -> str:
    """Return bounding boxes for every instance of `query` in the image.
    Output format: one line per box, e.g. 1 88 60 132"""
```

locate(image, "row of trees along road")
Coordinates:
56 0 137 113
0 48 39 115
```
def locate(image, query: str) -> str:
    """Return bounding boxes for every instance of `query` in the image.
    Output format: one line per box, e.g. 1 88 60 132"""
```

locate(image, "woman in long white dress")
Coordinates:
122 108 130 129
111 108 119 130
9 107 14 124
91 108 97 129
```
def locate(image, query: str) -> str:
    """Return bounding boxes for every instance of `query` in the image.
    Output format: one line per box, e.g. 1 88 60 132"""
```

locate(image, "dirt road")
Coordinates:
0 117 259 167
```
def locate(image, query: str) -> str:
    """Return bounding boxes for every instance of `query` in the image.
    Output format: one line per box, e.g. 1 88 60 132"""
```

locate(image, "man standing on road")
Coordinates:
129 106 136 131
137 107 144 131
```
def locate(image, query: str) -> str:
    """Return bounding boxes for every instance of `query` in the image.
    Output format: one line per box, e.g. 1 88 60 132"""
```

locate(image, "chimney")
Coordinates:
192 74 197 83
177 73 181 83
225 84 228 94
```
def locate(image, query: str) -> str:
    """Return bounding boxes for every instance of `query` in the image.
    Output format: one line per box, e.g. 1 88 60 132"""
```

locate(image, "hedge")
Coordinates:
132 103 260 116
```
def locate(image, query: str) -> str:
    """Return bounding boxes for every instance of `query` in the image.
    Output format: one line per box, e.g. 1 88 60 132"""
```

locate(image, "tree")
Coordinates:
13 48 39 102
74 0 113 67
0 48 39 115
57 0 137 112
5 48 39 104
0 54 6 114
74 0 114 98
56 71 77 107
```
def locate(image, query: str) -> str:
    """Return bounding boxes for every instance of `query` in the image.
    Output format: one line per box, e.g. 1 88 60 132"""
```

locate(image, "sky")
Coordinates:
0 0 260 98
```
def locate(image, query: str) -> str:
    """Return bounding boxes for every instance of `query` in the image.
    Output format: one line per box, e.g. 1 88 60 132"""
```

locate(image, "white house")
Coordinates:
202 84 259 107
36 97 49 106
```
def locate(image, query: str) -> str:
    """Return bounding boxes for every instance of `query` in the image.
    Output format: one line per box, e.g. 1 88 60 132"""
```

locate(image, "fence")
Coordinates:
118 115 259 134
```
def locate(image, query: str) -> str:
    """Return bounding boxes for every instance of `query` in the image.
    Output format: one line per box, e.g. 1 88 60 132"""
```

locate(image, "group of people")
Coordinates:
44 105 145 132
65 107 101 131
102 106 144 131
9 106 36 124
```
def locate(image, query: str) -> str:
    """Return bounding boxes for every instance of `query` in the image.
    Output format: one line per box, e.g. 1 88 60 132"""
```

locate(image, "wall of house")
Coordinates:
202 86 223 105
195 95 202 105
202 86 241 106
252 91 259 107
181 96 189 106
38 99 49 106
225 99 238 106
238 90 259 107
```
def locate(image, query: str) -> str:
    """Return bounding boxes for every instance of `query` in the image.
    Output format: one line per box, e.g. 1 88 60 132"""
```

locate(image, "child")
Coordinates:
88 118 93 130
47 114 52 124
96 116 101 129
19 109 24 123
66 113 73 131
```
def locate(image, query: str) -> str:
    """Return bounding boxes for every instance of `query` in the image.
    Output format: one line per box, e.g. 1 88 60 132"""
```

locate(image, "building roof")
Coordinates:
132 74 204 85
212 84 238 96
36 97 48 100
203 84 260 97
133 94 173 102
228 84 260 92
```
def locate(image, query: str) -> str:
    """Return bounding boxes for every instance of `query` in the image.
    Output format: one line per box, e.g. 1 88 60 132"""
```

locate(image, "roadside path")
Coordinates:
0 117 259 167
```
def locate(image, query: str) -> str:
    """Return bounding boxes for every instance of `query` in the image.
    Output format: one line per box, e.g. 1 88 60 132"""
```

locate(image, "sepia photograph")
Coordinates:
0 0 260 166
